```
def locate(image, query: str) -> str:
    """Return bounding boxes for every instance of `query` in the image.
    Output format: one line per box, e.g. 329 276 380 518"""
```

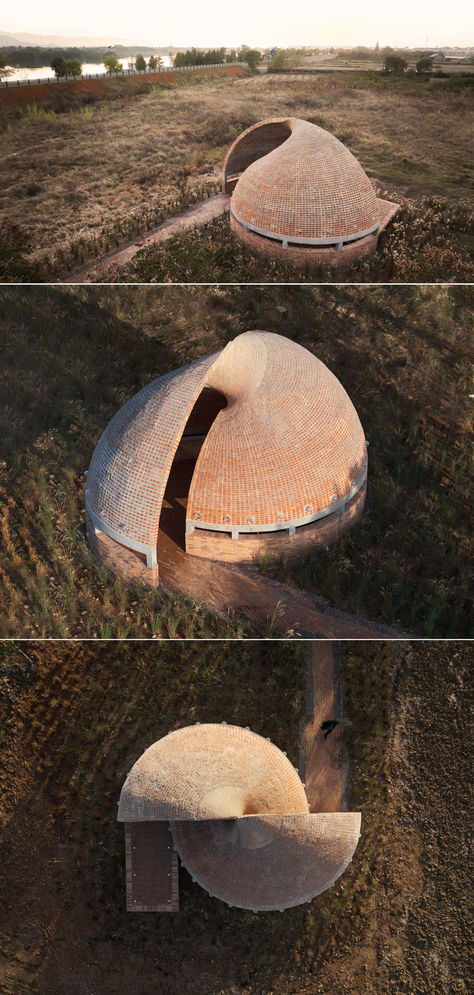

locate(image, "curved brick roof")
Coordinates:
86 332 367 560
86 353 218 562
226 118 380 246
171 812 361 911
118 724 361 911
188 332 367 531
118 724 309 822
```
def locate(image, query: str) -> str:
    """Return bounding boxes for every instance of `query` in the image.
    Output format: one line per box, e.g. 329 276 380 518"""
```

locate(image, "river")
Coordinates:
5 55 172 82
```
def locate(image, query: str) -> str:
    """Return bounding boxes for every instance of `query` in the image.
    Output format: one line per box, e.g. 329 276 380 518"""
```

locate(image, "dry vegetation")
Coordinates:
0 639 470 994
0 71 472 281
0 284 471 638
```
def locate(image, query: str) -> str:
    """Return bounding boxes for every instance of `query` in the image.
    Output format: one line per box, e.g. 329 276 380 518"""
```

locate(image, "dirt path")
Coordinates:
301 643 347 813
158 527 402 640
157 459 404 639
65 193 231 283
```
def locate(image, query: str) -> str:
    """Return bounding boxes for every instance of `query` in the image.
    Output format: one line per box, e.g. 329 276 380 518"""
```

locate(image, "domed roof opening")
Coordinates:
223 119 292 190
86 332 367 583
118 724 361 912
223 119 399 263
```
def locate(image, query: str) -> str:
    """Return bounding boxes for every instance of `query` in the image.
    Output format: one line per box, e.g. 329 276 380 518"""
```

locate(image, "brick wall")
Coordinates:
186 482 366 565
223 120 292 191
230 212 378 270
86 510 159 586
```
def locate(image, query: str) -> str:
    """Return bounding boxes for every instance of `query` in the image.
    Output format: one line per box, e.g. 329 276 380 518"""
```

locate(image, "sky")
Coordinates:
2 0 473 48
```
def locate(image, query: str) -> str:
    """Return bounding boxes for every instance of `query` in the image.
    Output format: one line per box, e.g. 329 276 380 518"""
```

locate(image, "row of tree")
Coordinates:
384 55 436 74
48 53 165 78
172 46 260 69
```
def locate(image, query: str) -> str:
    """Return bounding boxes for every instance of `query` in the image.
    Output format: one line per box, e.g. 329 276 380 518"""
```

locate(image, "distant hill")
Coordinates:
0 31 22 46
0 30 177 49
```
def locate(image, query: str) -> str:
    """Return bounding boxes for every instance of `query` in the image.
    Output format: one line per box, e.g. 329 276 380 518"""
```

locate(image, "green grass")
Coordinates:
0 284 471 638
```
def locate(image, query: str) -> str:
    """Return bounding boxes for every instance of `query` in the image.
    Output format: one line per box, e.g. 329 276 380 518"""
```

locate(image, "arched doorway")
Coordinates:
158 387 227 552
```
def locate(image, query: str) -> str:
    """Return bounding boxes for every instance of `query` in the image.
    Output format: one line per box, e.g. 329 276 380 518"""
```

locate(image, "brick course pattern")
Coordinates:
223 118 399 267
86 331 367 582
186 481 366 565
118 724 309 822
118 724 361 912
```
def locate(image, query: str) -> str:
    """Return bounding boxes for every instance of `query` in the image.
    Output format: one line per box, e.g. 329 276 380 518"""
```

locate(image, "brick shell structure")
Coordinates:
118 724 309 822
86 331 367 582
171 812 361 912
223 118 399 267
118 724 361 912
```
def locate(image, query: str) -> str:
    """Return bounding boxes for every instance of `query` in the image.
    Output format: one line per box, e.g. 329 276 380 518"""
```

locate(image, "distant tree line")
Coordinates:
0 45 176 68
172 46 260 69
173 48 227 67
267 48 312 72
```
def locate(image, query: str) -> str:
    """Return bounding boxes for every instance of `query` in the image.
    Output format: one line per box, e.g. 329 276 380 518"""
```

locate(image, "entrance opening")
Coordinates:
158 387 227 552
224 121 292 191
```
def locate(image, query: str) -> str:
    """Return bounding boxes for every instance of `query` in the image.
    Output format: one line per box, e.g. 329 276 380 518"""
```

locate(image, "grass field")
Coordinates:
1 70 472 281
0 639 470 994
0 284 471 638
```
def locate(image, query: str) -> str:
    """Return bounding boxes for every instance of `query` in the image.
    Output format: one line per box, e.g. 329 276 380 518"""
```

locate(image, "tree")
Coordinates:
64 58 82 77
148 55 161 70
104 54 122 74
239 47 261 70
135 55 146 71
0 52 12 81
267 49 287 72
416 56 433 74
384 54 407 74
51 56 67 78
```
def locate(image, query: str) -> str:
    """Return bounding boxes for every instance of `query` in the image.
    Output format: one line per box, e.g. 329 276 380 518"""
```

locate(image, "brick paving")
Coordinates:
124 821 178 912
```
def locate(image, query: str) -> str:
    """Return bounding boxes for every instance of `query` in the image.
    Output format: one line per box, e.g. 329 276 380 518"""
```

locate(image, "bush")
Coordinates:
384 55 407 74
416 56 433 74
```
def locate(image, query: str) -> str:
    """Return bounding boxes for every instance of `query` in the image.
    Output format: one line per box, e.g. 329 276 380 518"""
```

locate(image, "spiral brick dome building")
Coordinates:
118 724 361 912
223 118 399 269
86 331 368 585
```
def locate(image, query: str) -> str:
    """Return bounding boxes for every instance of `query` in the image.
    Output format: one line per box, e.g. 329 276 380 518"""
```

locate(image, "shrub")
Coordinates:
384 55 407 74
416 56 433 74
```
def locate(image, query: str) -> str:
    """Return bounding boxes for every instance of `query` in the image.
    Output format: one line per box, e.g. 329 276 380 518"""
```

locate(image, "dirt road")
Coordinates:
66 193 231 283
